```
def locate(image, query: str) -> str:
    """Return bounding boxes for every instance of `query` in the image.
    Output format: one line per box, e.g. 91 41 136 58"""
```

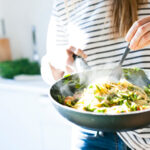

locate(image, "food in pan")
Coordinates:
64 79 150 114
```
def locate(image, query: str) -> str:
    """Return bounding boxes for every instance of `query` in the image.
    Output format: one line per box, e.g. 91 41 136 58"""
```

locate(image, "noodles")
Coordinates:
64 79 150 114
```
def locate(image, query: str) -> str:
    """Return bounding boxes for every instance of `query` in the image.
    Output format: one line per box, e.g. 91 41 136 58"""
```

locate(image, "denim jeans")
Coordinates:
71 127 131 150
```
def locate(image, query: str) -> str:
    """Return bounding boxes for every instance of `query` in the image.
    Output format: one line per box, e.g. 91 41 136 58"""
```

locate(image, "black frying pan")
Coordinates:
50 68 150 132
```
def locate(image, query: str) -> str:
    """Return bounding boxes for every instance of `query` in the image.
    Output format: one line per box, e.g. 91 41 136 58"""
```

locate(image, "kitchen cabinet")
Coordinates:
0 77 72 150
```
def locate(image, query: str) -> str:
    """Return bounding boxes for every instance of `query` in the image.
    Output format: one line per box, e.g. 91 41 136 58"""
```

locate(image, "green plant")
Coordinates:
0 58 40 79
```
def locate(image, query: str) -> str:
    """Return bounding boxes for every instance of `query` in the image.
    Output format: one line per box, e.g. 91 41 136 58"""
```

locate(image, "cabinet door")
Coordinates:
37 95 72 150
0 90 72 150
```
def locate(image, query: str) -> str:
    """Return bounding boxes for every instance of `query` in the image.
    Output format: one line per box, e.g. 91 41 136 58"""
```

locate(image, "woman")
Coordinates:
41 0 150 149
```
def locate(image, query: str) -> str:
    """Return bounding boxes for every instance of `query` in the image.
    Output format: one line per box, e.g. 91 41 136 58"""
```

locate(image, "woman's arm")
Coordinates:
41 55 64 84
41 3 87 85
41 45 87 85
41 1 68 85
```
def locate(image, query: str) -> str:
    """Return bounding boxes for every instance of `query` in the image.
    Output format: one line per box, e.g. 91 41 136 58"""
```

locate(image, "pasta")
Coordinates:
64 79 150 114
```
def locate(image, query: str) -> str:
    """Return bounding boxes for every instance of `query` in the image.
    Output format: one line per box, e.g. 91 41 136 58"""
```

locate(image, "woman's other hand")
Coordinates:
49 46 87 80
65 46 87 74
125 16 150 50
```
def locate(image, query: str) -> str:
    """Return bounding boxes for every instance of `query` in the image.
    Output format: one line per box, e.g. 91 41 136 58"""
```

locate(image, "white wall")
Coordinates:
0 0 53 61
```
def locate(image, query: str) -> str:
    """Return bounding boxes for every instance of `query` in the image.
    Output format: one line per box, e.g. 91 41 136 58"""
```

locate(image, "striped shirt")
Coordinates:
44 0 150 149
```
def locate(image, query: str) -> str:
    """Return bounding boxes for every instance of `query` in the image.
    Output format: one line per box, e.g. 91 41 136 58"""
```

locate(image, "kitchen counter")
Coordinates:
0 75 72 150
0 75 50 95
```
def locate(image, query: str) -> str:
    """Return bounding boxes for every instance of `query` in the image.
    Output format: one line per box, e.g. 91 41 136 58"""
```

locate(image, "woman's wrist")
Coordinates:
49 63 65 80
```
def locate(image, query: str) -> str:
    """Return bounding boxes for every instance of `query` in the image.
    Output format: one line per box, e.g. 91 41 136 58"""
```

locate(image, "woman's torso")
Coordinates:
55 0 150 69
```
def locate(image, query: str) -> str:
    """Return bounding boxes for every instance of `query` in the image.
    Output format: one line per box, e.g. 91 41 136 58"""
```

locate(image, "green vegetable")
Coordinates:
71 99 78 105
88 85 93 89
123 67 141 80
95 95 104 101
130 102 137 111
107 93 118 101
127 86 135 91
144 86 150 97
63 74 71 78
96 84 101 92
75 83 80 89
0 58 40 79
63 76 86 92
134 67 140 72
85 104 96 112
132 93 137 101
96 109 106 113
118 99 124 105
124 100 131 108
57 95 64 104
121 94 129 100
102 103 109 107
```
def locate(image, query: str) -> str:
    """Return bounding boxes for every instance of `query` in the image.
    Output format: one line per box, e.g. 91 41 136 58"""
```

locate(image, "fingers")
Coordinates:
65 46 88 74
66 46 87 59
74 49 87 59
136 31 150 49
66 46 76 56
66 46 75 66
126 16 150 42
125 16 150 50
130 22 150 50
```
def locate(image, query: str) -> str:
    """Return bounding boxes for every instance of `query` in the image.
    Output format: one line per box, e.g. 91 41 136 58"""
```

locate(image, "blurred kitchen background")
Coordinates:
0 0 72 150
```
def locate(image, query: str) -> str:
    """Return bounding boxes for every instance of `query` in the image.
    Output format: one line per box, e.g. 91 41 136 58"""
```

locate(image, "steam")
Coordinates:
60 83 74 96
55 60 121 98
54 55 149 99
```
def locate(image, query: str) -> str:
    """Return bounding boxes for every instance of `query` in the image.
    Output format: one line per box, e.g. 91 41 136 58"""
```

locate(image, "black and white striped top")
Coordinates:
46 0 150 149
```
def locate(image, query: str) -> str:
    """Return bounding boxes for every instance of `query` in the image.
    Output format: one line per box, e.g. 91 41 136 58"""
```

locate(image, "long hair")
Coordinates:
64 0 148 38
111 0 148 38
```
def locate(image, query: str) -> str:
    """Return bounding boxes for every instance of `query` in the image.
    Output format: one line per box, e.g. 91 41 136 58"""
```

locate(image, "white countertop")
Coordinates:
0 75 50 95
0 75 72 150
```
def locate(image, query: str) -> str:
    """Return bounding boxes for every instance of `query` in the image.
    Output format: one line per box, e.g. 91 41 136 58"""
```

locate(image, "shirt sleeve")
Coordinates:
117 125 150 150
41 1 69 85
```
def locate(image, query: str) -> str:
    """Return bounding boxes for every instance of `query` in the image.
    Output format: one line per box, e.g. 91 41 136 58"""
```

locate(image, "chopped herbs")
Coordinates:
57 95 64 104
96 109 106 113
95 96 104 101
96 84 101 92
63 79 150 114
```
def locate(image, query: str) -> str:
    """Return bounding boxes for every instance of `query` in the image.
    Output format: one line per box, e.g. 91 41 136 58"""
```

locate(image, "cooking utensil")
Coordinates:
50 68 150 132
109 44 130 82
72 47 150 89
32 26 39 62
73 45 130 82
0 19 11 61
123 68 150 88
73 54 91 72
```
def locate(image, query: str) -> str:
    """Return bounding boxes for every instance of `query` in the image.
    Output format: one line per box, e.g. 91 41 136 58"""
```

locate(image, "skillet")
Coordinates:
50 68 150 132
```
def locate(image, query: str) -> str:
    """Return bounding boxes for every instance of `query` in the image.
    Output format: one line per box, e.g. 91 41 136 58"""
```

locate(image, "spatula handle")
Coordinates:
119 44 130 66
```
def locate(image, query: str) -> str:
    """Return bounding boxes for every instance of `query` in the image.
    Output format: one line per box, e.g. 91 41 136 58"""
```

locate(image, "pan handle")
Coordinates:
73 54 91 71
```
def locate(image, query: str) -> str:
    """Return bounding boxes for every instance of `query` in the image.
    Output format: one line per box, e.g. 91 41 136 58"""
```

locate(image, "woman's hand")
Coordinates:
65 46 87 73
49 46 87 80
125 16 150 50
